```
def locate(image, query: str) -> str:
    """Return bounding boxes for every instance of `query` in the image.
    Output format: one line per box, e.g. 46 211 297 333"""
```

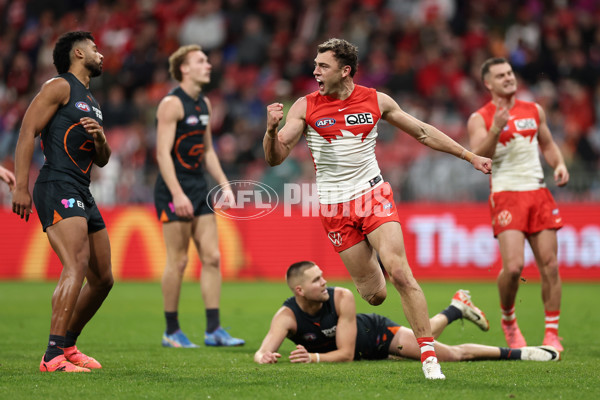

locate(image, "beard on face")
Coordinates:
85 58 102 77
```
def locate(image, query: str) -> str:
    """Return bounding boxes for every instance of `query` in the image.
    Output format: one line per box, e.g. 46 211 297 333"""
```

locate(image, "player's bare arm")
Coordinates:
327 287 357 362
378 92 492 174
467 99 509 158
254 307 296 364
156 95 194 219
263 97 307 166
536 104 569 187
12 78 69 221
287 287 357 364
202 98 234 208
81 116 111 167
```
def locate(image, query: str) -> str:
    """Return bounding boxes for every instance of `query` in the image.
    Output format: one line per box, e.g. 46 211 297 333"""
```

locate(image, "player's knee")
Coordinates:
388 267 412 289
100 274 114 292
171 255 189 274
200 251 221 269
503 263 524 280
361 287 387 306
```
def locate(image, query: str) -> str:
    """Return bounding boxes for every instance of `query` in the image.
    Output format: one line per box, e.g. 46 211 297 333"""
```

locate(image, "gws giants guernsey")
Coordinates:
476 99 545 193
38 72 103 186
283 287 338 354
167 86 209 177
305 85 382 204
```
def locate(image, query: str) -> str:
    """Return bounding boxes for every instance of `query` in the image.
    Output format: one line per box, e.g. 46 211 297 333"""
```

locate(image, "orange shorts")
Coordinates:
319 182 401 252
489 188 563 237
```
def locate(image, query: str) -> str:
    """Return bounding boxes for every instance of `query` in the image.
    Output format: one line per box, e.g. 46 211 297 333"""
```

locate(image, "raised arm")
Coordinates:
467 98 509 158
536 104 569 187
378 92 492 174
12 78 69 221
155 96 194 219
263 97 307 166
254 306 296 364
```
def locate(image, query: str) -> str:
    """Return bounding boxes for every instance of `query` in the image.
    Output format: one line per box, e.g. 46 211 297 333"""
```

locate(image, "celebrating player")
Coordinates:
12 31 112 372
255 262 560 365
467 58 569 351
263 38 492 379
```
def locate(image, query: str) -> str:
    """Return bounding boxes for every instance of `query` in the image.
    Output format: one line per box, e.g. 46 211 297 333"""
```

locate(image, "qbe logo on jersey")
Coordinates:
207 180 279 220
344 113 373 126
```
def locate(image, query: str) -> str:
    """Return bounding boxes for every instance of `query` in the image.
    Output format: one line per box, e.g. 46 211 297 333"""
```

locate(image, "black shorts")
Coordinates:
354 313 400 360
32 180 106 233
154 174 213 222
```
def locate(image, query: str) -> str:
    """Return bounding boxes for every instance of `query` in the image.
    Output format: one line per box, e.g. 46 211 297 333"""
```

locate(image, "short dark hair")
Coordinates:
286 261 316 285
317 38 358 77
480 57 509 82
53 31 95 74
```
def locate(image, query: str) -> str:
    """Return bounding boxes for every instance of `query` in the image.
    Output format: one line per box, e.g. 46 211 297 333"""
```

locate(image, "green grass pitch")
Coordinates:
1 280 598 399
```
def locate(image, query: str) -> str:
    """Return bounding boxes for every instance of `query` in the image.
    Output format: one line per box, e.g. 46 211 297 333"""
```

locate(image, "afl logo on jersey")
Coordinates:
303 333 317 341
186 115 199 125
75 102 91 112
316 118 336 128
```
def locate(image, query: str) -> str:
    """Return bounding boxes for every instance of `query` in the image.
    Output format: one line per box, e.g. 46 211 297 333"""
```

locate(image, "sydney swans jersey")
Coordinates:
476 99 544 192
38 73 103 186
305 85 382 204
166 87 209 177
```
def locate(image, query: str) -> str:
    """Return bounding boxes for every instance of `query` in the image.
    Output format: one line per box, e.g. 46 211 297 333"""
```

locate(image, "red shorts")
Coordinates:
489 188 563 237
319 182 401 252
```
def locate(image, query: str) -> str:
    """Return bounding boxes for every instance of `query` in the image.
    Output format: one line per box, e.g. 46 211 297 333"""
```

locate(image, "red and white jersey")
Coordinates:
476 99 545 193
305 85 382 204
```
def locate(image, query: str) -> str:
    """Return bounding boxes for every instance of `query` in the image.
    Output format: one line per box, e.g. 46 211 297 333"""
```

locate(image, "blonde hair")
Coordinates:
168 44 202 82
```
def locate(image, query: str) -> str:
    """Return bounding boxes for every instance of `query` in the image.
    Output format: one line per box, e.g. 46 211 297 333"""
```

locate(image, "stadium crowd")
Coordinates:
1 0 599 205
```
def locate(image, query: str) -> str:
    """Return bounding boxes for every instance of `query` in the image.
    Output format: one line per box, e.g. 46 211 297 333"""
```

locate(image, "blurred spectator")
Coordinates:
179 0 226 51
0 0 599 205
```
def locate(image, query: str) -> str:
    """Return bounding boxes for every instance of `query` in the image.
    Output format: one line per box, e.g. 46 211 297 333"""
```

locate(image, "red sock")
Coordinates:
501 303 516 324
417 337 436 363
544 310 560 335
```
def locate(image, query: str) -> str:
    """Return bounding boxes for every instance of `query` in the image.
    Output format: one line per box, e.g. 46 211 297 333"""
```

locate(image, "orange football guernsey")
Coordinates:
476 99 544 193
305 85 382 204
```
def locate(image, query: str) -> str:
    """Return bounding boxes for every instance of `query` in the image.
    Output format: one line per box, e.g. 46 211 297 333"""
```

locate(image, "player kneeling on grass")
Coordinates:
254 261 560 370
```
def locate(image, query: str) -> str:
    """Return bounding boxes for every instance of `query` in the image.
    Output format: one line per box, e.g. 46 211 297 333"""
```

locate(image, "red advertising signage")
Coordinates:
0 204 598 281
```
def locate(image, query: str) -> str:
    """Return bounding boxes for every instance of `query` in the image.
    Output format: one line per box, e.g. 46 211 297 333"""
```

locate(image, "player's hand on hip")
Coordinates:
554 164 569 187
472 155 492 174
289 344 311 363
11 188 33 222
266 103 284 131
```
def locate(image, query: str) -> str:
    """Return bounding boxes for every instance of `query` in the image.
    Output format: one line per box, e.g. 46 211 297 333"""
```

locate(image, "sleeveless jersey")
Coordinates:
305 85 382 204
283 288 338 354
37 73 103 186
164 86 209 177
476 99 545 192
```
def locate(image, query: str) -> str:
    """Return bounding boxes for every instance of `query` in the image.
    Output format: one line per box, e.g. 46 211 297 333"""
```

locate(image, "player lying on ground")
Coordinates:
255 261 560 364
